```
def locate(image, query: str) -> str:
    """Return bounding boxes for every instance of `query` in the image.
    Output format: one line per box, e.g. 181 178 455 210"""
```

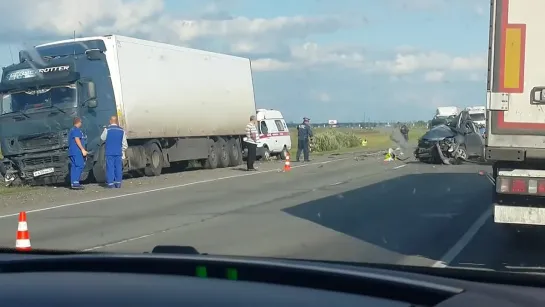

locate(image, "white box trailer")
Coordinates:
108 35 255 138
0 35 256 184
435 106 460 117
487 0 545 229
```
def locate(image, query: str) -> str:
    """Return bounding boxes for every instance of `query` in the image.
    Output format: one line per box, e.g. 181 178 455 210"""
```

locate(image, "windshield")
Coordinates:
0 1 538 284
469 113 486 122
0 84 77 115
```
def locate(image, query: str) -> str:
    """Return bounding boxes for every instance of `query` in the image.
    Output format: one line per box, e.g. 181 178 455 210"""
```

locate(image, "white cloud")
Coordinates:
424 71 445 82
389 0 447 11
311 91 331 103
252 42 366 71
373 51 487 75
0 0 354 48
252 58 294 71
469 72 486 82
0 0 485 82
254 45 486 81
474 5 486 16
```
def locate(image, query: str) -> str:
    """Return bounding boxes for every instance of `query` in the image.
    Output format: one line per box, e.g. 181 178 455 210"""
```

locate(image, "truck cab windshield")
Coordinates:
0 84 77 115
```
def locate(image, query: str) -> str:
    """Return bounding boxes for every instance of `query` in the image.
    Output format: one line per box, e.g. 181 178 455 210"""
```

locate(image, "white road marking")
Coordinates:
83 156 406 251
432 172 495 268
393 164 406 170
0 158 351 220
83 232 163 251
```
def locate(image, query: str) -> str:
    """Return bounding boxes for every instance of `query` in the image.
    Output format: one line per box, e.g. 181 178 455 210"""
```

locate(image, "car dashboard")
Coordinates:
0 246 543 306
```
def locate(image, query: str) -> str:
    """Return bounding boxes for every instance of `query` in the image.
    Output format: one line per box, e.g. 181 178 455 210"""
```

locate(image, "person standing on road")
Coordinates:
296 117 313 162
244 115 259 171
100 116 128 188
68 117 87 190
400 124 409 142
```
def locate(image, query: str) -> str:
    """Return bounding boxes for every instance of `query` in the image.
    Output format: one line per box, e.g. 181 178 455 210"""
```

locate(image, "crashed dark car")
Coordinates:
415 111 485 165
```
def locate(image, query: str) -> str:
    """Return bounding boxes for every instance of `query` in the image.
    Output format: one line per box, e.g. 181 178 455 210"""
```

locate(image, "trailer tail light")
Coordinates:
497 177 545 195
498 177 510 193
539 181 545 194
511 179 527 193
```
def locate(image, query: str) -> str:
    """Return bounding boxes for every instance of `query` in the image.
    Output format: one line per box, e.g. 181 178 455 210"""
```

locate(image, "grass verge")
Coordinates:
0 185 35 195
288 127 426 157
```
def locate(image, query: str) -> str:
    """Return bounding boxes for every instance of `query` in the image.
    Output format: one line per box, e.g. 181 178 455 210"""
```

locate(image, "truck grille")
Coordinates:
19 133 61 150
23 156 62 167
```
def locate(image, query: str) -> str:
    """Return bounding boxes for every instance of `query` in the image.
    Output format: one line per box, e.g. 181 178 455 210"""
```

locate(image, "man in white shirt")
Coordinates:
244 115 259 171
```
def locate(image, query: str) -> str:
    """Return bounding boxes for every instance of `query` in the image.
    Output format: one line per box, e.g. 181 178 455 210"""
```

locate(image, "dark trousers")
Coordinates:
297 139 310 161
69 154 85 187
105 155 123 188
246 142 257 170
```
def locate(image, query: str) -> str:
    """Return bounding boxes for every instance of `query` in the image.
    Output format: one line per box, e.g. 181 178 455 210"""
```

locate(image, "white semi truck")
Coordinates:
0 35 256 185
487 0 545 228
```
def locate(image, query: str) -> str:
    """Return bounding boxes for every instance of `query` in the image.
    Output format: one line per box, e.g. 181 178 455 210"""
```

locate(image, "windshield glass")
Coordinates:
469 113 486 121
0 84 77 115
1 1 538 284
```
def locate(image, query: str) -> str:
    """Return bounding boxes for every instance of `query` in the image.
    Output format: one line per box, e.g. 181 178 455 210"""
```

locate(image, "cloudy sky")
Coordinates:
0 0 489 122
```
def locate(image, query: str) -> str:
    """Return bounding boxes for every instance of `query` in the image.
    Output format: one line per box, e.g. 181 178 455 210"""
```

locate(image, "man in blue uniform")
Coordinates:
100 116 128 188
296 117 313 162
68 117 87 190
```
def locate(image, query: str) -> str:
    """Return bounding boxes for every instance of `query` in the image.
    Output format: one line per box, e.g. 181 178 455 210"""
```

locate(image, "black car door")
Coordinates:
463 121 484 157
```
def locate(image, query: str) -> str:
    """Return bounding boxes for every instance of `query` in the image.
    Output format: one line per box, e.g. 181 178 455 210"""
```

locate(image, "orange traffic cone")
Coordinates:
15 211 31 251
283 154 291 172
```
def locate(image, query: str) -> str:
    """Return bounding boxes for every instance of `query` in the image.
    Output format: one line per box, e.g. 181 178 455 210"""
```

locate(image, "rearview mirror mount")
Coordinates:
87 99 97 108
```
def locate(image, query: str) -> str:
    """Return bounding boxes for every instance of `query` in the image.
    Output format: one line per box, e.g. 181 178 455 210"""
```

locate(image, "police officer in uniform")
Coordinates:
296 117 313 162
100 116 128 188
68 117 87 190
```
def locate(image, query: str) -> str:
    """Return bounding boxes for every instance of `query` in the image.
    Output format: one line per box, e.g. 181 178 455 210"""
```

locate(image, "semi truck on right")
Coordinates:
487 0 545 228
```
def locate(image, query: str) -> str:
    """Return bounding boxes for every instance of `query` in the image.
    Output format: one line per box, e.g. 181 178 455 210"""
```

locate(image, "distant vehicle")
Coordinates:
254 109 291 161
0 35 256 185
465 106 486 128
429 106 460 129
415 111 485 164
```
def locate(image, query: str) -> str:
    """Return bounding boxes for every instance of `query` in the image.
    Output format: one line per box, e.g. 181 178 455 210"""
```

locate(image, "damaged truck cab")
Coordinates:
0 35 255 185
0 41 108 185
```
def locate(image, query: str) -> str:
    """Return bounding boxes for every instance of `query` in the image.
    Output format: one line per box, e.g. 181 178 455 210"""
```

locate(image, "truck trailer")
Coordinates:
487 0 545 229
0 35 256 185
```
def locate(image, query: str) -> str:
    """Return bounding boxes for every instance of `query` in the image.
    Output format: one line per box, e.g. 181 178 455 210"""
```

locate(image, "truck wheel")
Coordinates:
144 143 163 176
204 142 219 169
92 145 106 183
216 138 230 168
227 138 242 167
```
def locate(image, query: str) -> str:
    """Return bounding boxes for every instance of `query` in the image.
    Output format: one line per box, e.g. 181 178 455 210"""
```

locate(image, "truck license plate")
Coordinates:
494 205 545 225
33 168 54 177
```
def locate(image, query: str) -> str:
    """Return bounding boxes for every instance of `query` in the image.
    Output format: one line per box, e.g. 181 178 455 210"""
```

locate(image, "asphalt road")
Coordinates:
0 150 539 273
